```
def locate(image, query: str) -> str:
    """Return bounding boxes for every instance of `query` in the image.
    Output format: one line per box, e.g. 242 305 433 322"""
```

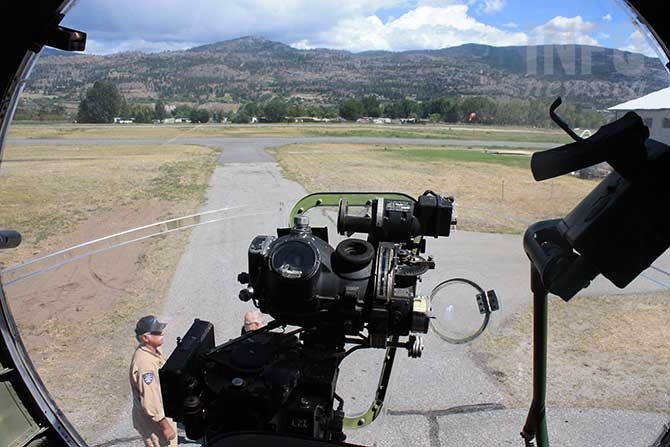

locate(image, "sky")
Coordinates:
61 0 663 57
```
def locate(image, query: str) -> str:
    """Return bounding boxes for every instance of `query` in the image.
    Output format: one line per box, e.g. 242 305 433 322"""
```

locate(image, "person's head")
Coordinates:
243 310 264 332
135 315 167 349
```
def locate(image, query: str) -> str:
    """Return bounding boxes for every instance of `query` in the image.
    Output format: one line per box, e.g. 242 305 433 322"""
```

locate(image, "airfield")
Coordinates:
2 123 669 446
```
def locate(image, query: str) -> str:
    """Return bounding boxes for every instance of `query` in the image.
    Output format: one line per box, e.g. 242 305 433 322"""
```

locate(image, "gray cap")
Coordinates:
135 315 167 336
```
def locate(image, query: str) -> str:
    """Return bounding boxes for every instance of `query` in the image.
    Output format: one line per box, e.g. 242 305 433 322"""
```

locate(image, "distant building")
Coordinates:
113 117 134 124
372 117 391 124
293 116 322 123
608 86 670 143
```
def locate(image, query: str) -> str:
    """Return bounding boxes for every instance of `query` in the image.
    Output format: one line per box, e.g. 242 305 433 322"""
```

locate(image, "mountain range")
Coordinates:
27 36 670 110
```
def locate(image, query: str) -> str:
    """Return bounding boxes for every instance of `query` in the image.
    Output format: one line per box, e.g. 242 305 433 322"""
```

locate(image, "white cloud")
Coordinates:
415 0 466 6
293 5 527 52
62 1 619 55
63 0 410 54
602 13 612 22
479 0 506 14
620 29 658 57
314 15 393 51
529 16 599 46
85 38 199 55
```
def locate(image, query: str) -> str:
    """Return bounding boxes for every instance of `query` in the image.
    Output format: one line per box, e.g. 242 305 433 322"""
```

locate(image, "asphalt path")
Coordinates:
28 135 667 447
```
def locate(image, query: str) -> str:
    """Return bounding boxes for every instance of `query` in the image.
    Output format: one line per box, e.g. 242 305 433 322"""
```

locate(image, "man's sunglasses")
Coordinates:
148 331 163 336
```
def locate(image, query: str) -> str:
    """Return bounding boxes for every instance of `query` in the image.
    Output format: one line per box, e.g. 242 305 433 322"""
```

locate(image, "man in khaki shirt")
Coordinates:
130 315 178 447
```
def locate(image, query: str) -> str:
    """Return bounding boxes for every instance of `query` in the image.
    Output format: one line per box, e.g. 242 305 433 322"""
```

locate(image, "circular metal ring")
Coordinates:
429 277 491 344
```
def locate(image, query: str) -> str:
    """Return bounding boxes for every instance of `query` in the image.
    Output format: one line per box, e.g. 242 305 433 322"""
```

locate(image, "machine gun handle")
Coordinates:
532 100 648 181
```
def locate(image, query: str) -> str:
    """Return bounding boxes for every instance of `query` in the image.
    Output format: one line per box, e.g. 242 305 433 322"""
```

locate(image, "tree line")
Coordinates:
336 96 606 129
74 80 607 129
76 81 213 124
228 95 605 129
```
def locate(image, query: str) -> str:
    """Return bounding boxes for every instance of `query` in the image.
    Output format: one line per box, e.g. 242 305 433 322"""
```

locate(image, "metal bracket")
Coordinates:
343 336 399 429
31 13 86 53
476 289 500 314
549 97 582 143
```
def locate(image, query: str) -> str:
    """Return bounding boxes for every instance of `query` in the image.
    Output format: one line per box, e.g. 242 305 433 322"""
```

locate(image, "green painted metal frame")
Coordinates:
288 192 416 226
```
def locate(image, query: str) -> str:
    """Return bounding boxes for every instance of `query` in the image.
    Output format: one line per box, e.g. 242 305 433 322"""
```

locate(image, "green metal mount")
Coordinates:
288 192 416 226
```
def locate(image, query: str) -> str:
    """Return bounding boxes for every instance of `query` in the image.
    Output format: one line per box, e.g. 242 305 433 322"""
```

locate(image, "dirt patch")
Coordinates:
5 199 192 441
0 143 220 442
471 292 670 413
6 198 169 324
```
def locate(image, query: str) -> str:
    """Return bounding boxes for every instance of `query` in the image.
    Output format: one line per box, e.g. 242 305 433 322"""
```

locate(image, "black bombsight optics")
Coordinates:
239 191 455 338
160 191 458 445
337 192 456 242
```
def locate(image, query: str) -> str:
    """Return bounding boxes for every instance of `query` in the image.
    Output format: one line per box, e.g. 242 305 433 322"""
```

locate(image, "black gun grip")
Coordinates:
531 112 648 181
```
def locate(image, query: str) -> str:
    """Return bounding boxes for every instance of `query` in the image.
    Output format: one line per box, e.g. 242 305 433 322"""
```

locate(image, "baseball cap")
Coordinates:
135 315 167 336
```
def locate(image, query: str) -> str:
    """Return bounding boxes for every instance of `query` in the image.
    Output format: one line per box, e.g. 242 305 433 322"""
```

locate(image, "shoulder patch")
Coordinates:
142 372 154 385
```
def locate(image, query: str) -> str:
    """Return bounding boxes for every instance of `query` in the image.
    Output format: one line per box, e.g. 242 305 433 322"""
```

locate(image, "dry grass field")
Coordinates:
273 142 597 234
7 122 570 143
0 143 219 258
473 292 670 413
0 142 220 441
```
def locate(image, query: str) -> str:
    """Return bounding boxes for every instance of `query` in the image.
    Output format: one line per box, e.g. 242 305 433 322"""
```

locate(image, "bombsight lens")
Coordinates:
429 277 493 344
270 240 319 280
